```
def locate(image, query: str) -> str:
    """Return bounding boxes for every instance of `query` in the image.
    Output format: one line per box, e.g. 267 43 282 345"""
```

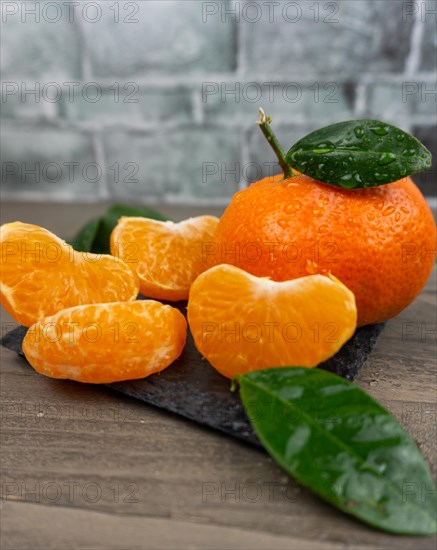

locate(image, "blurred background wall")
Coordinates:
1 0 436 205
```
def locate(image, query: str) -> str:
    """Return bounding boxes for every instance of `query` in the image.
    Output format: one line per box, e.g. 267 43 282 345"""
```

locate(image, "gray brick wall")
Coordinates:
1 0 436 204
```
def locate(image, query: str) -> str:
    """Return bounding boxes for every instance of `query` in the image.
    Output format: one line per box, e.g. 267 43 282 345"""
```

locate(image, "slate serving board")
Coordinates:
1 298 384 447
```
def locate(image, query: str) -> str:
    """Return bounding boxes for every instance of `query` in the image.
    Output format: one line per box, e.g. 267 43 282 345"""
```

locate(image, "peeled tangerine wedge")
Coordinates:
0 222 139 327
23 301 187 384
187 264 357 379
110 216 219 301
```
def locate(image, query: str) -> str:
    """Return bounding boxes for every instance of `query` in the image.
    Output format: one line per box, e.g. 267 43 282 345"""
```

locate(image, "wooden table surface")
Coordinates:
1 202 436 550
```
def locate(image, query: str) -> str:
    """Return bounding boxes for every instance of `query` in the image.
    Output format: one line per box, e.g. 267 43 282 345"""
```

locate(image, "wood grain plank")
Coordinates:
1 204 436 549
1 501 353 550
2 354 436 548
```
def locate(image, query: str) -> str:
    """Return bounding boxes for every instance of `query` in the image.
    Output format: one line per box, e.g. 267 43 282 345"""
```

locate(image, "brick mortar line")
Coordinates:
404 4 425 75
0 190 235 207
72 8 92 82
238 127 251 192
2 189 435 207
192 88 204 125
2 117 436 134
92 133 109 200
5 74 435 88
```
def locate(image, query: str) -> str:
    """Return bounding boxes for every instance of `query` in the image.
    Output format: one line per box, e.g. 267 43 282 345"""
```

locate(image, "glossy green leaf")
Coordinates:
92 204 167 254
236 367 437 535
286 120 432 188
69 204 167 254
67 217 102 252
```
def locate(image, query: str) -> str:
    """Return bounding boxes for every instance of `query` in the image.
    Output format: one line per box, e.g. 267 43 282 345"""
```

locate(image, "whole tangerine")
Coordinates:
207 173 436 327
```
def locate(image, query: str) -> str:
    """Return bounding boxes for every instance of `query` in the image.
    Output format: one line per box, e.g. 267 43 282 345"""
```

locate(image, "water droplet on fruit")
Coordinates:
400 206 409 214
396 133 404 141
284 201 301 214
354 126 365 139
377 230 387 240
277 219 288 229
374 201 385 210
378 152 397 166
367 213 375 221
382 205 396 216
403 148 416 157
318 224 329 234
306 260 319 274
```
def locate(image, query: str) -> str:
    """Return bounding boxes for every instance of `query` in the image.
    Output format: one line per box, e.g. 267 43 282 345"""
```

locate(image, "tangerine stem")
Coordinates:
256 108 294 179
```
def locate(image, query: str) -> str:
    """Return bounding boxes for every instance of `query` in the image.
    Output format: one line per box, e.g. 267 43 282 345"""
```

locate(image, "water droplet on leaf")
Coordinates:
354 172 362 185
378 152 397 166
314 141 335 153
339 174 356 188
371 125 389 136
354 126 365 139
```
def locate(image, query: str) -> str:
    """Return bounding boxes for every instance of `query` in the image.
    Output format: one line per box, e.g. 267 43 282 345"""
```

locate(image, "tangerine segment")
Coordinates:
110 216 219 301
187 264 357 379
1 222 139 327
23 300 187 384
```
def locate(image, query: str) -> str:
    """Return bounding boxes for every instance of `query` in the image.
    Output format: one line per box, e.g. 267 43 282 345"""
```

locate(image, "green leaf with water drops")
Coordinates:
67 217 102 252
69 204 167 254
286 120 432 188
235 367 437 535
92 204 167 254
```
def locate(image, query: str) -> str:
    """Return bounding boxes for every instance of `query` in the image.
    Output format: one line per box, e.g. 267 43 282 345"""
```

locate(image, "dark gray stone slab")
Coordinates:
1 298 384 447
